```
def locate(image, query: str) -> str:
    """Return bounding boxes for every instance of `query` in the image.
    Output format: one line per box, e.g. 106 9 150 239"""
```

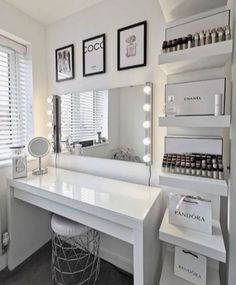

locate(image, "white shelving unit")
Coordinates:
159 40 233 75
159 115 231 128
159 172 228 196
159 252 220 285
158 5 232 284
159 209 226 262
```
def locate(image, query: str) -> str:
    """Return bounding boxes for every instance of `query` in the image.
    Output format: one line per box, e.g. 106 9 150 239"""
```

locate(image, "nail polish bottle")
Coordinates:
202 165 207 177
187 34 192 48
182 37 188 49
191 162 196 176
224 25 231 41
217 27 224 42
196 165 201 176
172 39 177 52
213 164 218 179
207 164 212 178
211 29 217 43
162 41 168 54
218 164 224 180
200 30 205 46
194 33 200 47
205 30 211 45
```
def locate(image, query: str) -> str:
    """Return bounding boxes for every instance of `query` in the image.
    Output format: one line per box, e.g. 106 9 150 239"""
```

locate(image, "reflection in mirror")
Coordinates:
52 83 153 165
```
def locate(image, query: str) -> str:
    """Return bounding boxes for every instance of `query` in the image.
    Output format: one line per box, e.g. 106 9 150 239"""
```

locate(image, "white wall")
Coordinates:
0 0 48 253
47 0 166 275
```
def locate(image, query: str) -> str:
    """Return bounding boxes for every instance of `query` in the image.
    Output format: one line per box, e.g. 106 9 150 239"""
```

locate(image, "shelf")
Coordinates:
159 209 226 262
159 172 228 197
159 40 233 75
159 115 230 128
159 251 220 285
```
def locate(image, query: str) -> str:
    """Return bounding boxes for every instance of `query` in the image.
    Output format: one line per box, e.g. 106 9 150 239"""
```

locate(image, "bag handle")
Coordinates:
182 249 199 259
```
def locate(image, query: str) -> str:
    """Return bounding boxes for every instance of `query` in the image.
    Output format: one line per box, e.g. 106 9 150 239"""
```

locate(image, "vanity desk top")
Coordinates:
8 166 162 229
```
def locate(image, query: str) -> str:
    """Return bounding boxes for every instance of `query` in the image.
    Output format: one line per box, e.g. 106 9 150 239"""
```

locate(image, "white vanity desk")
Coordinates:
8 166 162 285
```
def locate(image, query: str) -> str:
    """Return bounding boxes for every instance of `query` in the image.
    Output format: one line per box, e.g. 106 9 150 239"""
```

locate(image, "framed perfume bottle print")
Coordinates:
55 44 74 82
83 34 106 76
117 21 147 70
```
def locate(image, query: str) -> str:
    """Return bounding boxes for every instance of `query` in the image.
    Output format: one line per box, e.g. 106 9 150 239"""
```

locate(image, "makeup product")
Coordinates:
218 164 224 180
214 93 223 116
187 34 192 48
177 38 182 51
217 27 224 42
213 164 218 179
202 165 207 177
168 40 173 52
182 37 188 49
205 30 211 45
207 165 212 178
211 29 217 43
162 41 167 53
225 25 231 41
194 33 200 47
200 30 205 46
196 165 201 176
172 39 177 52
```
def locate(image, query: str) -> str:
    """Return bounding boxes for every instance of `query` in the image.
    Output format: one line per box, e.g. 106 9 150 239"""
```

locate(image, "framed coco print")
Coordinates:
117 21 147 70
55 44 75 82
83 34 106 76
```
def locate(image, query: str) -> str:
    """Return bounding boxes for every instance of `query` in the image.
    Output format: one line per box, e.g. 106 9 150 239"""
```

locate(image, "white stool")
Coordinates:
51 214 100 285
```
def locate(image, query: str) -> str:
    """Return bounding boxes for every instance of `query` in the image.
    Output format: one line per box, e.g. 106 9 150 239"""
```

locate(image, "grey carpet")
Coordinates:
0 243 133 285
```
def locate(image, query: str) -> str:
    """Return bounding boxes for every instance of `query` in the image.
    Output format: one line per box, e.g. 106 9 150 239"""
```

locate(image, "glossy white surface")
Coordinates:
9 166 161 224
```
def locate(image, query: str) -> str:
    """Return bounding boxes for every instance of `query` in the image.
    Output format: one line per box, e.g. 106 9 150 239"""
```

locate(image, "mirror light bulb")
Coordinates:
143 85 151 95
47 122 52 128
47 97 52 104
143 137 151 146
143 121 151 128
143 104 151 112
143 154 151 163
47 110 52 116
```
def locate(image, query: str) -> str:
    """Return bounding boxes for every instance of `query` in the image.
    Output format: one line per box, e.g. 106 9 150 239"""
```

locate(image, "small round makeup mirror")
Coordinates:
28 137 51 175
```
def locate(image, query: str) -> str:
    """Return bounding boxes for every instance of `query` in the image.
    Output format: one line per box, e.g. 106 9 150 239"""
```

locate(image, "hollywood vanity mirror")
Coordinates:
50 82 153 165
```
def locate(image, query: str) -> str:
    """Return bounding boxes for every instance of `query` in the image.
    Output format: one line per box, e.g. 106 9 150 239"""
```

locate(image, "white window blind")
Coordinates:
0 43 33 164
61 90 108 143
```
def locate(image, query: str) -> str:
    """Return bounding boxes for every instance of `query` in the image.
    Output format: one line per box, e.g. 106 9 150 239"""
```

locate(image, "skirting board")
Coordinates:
100 246 133 274
0 253 7 271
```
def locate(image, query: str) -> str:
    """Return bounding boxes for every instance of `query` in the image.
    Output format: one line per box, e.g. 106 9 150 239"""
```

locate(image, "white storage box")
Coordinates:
169 194 212 234
165 78 225 116
165 10 230 41
174 246 207 285
165 136 223 155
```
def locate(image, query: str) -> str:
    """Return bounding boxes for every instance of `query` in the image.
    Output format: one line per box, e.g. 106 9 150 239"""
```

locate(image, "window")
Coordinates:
61 90 108 144
0 38 33 164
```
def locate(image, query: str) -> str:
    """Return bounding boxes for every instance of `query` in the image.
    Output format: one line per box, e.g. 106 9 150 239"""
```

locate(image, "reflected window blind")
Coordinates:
61 90 108 143
0 44 33 164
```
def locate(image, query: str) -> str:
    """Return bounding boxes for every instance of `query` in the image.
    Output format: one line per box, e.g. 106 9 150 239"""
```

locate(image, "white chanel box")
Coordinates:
169 194 212 234
165 78 225 116
12 156 27 179
165 136 223 155
174 246 207 285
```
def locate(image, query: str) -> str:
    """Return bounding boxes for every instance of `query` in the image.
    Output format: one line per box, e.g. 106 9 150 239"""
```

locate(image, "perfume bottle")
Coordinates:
10 146 27 179
164 96 177 116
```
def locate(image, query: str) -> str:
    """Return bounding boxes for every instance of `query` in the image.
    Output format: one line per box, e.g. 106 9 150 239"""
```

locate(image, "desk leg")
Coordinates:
133 229 144 285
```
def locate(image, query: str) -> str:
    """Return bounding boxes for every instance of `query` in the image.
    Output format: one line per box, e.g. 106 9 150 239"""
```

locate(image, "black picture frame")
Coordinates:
83 34 106 77
55 44 75 82
117 21 147 71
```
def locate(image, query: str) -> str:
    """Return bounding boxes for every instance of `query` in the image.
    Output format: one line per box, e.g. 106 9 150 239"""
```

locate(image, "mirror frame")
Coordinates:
49 82 153 166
